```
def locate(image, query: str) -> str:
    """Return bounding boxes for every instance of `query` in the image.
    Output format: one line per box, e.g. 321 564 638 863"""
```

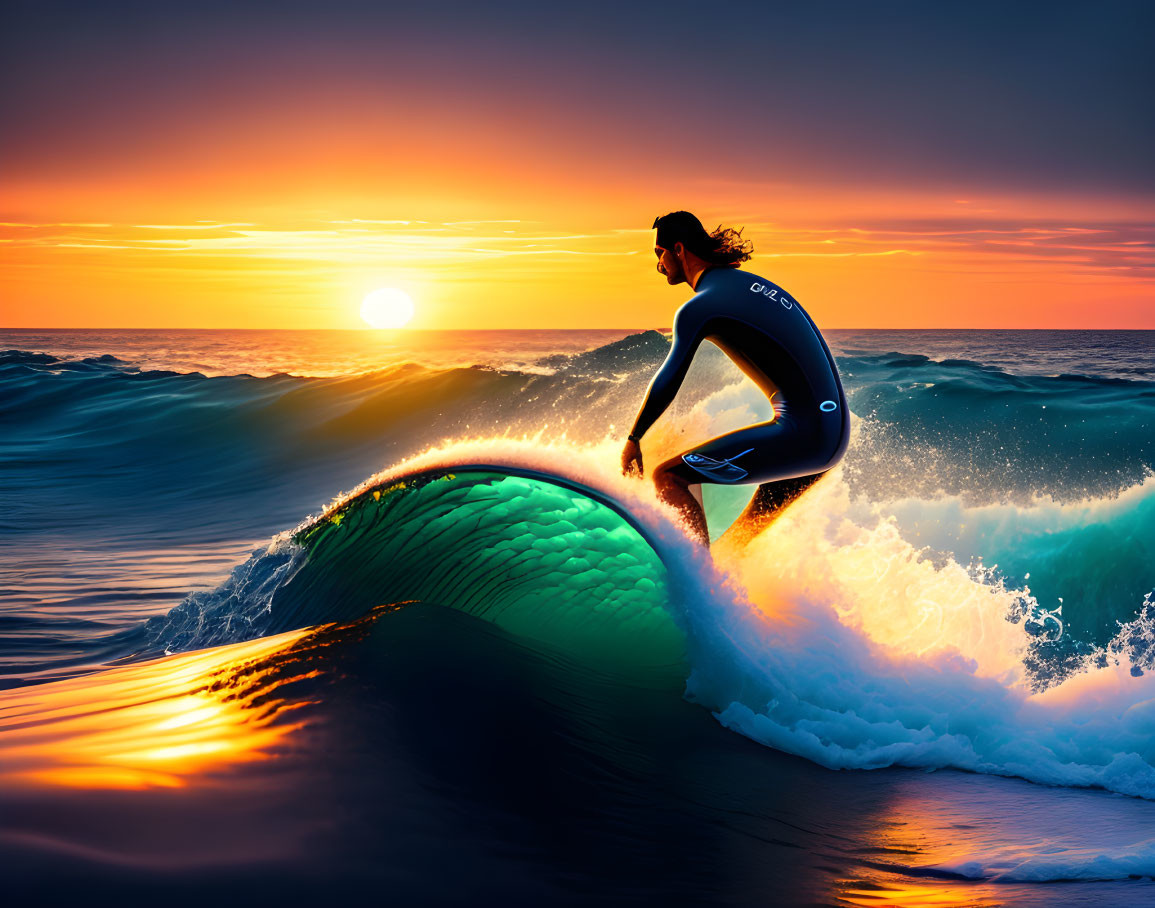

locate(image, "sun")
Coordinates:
360 288 415 329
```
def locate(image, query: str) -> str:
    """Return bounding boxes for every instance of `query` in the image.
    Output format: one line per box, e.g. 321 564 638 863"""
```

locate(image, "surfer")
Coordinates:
621 211 849 545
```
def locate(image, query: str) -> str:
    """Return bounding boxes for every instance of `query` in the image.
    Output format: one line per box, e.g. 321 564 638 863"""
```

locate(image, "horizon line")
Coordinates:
3 326 1154 333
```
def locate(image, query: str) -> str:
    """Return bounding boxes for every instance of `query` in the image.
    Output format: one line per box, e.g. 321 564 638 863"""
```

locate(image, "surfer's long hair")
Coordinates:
652 211 754 266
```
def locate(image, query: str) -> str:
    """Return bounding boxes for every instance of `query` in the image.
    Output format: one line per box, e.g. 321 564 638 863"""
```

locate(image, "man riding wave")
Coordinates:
621 211 849 545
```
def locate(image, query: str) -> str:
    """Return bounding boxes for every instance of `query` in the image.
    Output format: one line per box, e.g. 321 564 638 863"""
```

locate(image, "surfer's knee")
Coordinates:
652 457 691 492
651 461 697 513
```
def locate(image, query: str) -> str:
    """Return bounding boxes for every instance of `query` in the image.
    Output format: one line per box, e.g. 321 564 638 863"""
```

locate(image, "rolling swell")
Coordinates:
0 341 668 543
9 331 1155 902
6 332 1155 803
840 351 1155 502
4 336 1154 683
5 339 1151 537
130 434 1155 802
144 467 688 673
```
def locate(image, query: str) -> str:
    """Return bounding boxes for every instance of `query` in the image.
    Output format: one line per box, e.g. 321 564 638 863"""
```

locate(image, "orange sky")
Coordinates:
2 6 1152 329
3 177 1151 329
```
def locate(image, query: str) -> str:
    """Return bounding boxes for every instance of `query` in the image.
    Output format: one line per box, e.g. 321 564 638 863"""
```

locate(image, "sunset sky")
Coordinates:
2 0 1152 329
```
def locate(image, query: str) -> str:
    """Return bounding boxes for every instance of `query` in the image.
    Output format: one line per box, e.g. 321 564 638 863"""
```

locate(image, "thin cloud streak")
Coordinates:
5 218 1151 277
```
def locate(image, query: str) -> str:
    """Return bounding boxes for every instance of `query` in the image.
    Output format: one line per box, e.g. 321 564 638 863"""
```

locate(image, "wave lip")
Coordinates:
140 436 1155 803
146 461 689 673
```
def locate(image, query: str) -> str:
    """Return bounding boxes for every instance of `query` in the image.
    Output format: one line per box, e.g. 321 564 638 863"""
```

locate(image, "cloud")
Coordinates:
2 216 1150 283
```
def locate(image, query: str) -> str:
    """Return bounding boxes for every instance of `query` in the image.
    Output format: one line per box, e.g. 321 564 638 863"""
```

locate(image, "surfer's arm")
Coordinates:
628 305 705 440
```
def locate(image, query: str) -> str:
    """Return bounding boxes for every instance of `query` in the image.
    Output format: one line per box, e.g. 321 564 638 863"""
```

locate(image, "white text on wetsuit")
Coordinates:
750 282 793 309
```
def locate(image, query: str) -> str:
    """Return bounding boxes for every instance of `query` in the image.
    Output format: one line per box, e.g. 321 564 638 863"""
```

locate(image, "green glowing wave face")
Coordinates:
267 469 686 671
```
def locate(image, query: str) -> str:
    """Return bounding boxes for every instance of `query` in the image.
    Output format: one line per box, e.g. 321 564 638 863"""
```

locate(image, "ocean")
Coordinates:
2 326 1154 905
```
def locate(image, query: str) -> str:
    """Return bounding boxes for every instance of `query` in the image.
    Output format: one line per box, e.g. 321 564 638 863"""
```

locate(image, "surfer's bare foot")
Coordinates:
653 460 709 546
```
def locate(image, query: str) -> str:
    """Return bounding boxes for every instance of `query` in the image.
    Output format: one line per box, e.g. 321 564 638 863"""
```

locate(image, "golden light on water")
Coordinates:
360 287 415 329
0 629 315 790
834 881 1002 906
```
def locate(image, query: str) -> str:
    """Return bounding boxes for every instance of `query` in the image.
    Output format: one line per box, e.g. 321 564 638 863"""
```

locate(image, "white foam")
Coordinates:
934 838 1155 882
362 432 1155 802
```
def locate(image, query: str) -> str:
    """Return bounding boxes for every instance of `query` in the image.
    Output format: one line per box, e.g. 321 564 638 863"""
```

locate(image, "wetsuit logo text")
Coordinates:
750 282 793 309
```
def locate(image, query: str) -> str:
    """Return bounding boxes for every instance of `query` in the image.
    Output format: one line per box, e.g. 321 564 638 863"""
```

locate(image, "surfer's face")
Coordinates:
654 244 686 285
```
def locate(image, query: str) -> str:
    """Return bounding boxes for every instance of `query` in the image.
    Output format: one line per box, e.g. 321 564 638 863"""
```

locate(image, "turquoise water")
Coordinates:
2 329 1155 904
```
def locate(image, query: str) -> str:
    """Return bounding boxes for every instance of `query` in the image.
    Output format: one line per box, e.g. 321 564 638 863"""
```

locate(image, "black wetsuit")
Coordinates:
630 266 849 489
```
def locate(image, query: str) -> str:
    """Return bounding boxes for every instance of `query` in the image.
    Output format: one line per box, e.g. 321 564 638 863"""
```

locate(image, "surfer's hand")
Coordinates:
621 439 643 478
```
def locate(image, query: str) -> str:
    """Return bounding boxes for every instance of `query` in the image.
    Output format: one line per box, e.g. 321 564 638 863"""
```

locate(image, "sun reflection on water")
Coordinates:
835 880 1002 907
0 625 334 790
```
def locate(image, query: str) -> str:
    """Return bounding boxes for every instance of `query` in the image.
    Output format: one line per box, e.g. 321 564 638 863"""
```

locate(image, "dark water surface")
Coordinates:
2 329 1154 905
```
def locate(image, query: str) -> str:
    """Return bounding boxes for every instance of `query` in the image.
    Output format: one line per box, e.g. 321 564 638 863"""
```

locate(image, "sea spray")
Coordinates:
142 430 1155 800
105 326 1155 802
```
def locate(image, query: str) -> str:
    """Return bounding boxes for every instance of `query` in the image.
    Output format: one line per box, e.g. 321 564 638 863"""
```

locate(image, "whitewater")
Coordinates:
2 327 1154 901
